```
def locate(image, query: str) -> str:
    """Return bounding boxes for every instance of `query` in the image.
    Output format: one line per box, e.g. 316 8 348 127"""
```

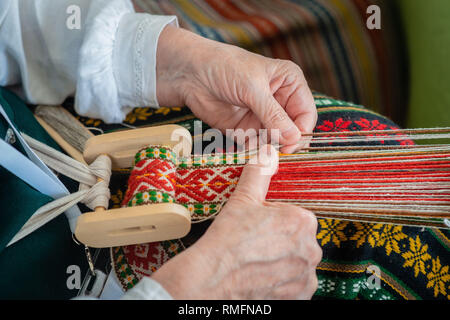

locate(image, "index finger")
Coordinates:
283 82 317 153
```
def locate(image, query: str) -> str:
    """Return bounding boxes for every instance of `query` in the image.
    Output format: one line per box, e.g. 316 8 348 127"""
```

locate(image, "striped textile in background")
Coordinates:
132 0 407 124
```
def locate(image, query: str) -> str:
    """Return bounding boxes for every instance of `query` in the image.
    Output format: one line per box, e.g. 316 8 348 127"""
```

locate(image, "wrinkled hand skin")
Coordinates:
152 146 322 299
156 26 317 153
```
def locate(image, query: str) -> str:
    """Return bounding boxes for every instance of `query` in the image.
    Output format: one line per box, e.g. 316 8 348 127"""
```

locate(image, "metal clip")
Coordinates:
5 128 16 144
72 233 95 276
84 245 96 276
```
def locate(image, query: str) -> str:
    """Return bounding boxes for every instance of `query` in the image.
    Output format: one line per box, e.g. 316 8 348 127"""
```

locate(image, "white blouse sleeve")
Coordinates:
0 0 178 123
121 277 173 300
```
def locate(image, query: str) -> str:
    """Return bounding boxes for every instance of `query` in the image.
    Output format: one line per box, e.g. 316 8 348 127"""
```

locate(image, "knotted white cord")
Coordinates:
7 134 112 247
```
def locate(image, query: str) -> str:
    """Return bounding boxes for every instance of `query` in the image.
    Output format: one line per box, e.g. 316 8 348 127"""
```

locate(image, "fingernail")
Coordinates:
281 126 300 141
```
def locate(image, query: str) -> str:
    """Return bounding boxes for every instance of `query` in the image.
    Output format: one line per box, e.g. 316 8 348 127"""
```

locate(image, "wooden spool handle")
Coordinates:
83 125 192 169
35 115 87 164
95 176 106 212
75 124 193 248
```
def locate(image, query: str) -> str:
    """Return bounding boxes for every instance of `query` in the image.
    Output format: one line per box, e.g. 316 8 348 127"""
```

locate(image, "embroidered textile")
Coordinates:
68 93 450 300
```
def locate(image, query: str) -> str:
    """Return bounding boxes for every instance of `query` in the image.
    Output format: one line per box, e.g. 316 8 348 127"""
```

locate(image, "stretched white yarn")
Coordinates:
7 134 112 247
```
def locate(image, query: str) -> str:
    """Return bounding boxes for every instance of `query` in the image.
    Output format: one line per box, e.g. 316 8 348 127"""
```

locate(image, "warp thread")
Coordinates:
121 144 450 229
35 105 93 153
8 134 112 247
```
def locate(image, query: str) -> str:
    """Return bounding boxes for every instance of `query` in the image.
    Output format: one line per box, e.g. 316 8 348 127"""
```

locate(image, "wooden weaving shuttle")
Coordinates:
75 125 192 248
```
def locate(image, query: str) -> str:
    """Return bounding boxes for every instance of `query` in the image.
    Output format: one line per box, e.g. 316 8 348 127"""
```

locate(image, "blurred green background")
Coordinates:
397 0 450 127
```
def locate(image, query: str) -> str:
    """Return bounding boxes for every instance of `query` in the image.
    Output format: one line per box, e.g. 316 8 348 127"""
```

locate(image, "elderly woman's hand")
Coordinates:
156 26 317 153
151 145 322 299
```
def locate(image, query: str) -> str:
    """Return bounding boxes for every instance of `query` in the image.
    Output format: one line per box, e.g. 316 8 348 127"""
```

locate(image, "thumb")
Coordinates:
253 94 301 146
231 144 279 203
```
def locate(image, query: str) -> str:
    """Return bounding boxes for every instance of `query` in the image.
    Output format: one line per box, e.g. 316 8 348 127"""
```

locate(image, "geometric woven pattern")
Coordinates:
102 94 450 299
70 93 449 299
57 0 442 299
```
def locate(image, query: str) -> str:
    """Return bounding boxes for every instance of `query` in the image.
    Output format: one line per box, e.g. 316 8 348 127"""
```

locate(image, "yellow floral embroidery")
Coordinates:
124 106 183 123
125 108 154 124
155 107 182 116
79 117 102 127
402 236 431 277
317 219 349 248
426 256 450 298
376 225 408 256
110 189 124 208
350 222 383 248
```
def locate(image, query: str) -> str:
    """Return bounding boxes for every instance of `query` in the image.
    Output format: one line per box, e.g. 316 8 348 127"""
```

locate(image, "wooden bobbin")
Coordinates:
75 125 192 248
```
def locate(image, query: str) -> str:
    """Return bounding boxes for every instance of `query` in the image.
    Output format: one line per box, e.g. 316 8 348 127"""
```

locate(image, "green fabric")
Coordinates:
0 89 58 252
397 0 450 127
0 88 87 299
